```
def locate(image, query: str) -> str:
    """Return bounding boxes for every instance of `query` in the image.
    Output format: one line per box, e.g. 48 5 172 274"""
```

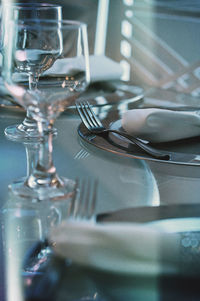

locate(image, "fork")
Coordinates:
76 101 170 160
68 178 98 223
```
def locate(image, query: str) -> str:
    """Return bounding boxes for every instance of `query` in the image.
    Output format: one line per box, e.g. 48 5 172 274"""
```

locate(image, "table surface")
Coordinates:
1 92 200 301
1 1 200 300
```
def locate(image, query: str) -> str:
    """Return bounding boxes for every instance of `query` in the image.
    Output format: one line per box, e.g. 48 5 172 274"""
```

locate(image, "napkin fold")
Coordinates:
45 55 123 83
49 220 181 276
122 108 200 143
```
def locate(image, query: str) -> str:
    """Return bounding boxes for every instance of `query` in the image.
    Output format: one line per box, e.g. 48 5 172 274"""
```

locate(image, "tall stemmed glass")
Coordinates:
2 3 62 141
2 19 90 201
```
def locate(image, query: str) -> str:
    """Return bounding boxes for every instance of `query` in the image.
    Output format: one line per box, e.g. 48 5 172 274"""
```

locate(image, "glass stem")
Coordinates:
24 142 39 178
26 109 32 118
18 109 38 132
26 123 63 189
29 72 39 90
19 73 38 131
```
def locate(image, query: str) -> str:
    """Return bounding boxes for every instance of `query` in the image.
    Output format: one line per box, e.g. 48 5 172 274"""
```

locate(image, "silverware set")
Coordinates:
76 100 170 160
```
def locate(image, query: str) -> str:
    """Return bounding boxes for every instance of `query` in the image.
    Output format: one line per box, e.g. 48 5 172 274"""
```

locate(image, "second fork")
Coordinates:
68 178 98 222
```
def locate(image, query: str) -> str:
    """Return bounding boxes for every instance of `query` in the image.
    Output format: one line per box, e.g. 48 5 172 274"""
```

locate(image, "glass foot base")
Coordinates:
4 123 57 142
8 177 75 202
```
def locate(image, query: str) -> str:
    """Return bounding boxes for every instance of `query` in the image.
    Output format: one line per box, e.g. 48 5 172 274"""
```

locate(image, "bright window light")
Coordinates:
125 10 133 18
94 0 109 55
194 67 200 79
121 20 132 38
123 0 134 6
192 87 200 97
120 60 131 81
120 40 132 58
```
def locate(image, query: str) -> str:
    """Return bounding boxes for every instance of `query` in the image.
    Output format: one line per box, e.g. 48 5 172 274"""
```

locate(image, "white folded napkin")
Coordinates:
45 55 123 83
122 108 200 143
49 220 182 276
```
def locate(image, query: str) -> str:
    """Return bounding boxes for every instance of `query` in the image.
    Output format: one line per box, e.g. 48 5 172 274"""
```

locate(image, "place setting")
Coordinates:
18 177 200 301
76 88 200 166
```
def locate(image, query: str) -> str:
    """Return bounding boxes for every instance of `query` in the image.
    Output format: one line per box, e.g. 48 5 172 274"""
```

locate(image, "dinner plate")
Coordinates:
78 105 200 166
0 80 144 113
98 204 200 239
97 204 200 225
147 217 200 233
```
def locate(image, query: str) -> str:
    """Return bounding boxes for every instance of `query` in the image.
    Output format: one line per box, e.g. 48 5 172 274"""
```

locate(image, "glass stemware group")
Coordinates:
2 17 90 200
2 3 62 141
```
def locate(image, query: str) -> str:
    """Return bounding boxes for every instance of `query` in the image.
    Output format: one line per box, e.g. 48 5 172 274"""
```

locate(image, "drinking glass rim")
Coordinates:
4 3 62 10
13 19 87 30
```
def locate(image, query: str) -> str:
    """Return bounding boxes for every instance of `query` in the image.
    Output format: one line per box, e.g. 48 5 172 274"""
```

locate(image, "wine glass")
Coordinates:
2 19 90 201
2 3 62 142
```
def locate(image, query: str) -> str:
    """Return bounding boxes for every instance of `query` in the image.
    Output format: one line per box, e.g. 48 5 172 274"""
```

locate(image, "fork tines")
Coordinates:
76 101 100 130
68 178 98 222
